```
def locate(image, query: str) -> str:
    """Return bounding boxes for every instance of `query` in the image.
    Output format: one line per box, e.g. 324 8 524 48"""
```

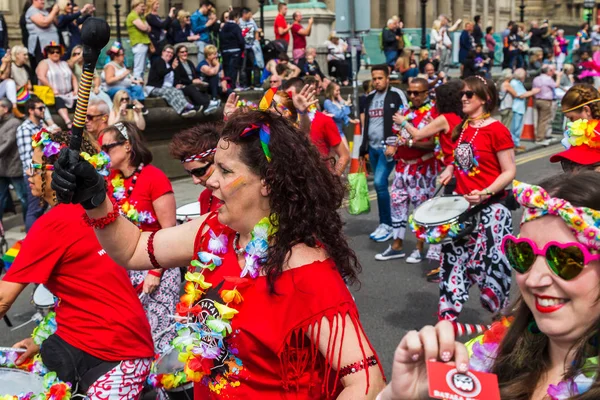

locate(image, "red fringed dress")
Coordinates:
192 212 384 398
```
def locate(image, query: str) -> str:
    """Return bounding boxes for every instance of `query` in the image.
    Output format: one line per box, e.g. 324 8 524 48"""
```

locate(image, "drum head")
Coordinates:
155 347 193 392
33 285 56 308
176 202 201 219
413 196 470 225
0 367 45 394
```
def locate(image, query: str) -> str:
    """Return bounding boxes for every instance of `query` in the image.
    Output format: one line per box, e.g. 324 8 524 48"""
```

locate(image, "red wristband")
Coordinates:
82 200 120 229
147 231 163 269
148 270 162 278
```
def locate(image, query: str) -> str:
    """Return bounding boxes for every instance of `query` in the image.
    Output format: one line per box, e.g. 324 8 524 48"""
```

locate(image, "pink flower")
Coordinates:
547 379 577 400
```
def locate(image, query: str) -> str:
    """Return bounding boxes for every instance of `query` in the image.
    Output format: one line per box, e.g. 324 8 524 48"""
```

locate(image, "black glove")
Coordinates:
51 148 107 210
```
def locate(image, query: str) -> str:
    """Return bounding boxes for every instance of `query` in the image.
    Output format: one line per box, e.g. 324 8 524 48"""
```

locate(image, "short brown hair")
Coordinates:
170 121 223 162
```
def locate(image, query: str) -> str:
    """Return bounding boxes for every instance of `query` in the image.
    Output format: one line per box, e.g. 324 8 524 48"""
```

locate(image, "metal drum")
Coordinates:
32 285 56 312
410 196 478 244
176 202 201 225
153 346 193 399
0 367 45 395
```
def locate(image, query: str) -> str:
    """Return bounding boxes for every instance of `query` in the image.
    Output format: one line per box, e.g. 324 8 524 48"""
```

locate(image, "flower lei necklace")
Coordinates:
453 113 491 176
109 164 156 227
148 215 278 391
402 101 434 128
467 317 596 400
561 118 600 150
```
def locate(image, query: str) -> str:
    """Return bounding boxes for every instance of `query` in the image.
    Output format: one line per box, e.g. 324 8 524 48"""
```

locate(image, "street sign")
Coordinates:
335 0 371 36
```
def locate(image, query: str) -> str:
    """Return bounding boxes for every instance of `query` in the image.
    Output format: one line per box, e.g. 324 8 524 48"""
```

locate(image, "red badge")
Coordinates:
426 360 500 400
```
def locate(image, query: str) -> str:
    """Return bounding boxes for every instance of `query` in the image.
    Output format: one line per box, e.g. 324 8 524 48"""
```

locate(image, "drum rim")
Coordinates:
33 285 56 307
413 196 471 227
153 346 191 390
176 201 201 216
0 366 45 392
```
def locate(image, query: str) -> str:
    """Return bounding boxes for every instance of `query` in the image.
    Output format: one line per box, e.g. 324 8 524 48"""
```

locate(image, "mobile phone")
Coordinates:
126 104 135 109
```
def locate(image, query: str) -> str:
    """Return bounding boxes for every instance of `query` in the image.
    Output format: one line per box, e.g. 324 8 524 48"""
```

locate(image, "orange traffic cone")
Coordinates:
521 97 536 141
349 123 363 173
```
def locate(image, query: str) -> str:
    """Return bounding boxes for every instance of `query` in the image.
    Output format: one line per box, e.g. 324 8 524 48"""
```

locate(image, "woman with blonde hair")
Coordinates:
173 9 200 44
430 19 442 56
145 0 175 63
108 89 146 131
498 68 518 128
126 0 151 80
56 0 94 59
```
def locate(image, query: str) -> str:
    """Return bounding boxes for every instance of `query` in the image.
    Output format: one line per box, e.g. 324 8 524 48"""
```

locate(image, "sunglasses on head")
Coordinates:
407 90 427 96
502 235 600 280
101 141 125 152
460 90 475 99
186 162 213 178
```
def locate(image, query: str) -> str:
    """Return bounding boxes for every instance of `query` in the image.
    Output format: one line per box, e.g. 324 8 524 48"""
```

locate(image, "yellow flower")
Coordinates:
184 363 204 383
111 175 124 189
220 288 244 304
184 272 213 290
180 281 204 306
214 301 239 319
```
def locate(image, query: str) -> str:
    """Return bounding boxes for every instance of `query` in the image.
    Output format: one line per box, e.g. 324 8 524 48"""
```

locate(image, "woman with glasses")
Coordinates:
35 42 77 129
174 44 220 115
108 89 146 130
102 41 145 101
550 84 600 173
435 76 516 322
172 10 199 45
0 129 154 397
101 121 181 352
170 121 223 215
378 171 600 400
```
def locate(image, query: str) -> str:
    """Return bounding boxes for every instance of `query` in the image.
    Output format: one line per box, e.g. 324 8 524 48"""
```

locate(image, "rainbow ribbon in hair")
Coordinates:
240 123 272 162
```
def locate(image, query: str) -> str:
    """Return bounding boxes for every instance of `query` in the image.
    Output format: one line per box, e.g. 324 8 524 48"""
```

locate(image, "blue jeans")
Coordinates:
384 50 398 67
223 50 242 87
0 177 28 224
368 145 396 226
106 85 145 101
24 174 46 232
510 112 524 147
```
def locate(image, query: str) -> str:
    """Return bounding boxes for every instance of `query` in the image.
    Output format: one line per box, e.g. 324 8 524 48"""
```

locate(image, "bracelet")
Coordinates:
148 270 162 278
484 188 495 196
82 200 120 229
147 231 163 269
400 120 408 128
339 355 378 378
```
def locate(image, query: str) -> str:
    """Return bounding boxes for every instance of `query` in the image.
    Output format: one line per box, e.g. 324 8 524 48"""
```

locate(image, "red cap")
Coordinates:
549 143 600 165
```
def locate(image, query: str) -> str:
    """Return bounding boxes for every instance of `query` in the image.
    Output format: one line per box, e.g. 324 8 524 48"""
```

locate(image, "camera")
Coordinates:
126 104 135 109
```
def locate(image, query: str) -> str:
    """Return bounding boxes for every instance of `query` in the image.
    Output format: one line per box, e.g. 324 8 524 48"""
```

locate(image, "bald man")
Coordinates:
85 99 109 143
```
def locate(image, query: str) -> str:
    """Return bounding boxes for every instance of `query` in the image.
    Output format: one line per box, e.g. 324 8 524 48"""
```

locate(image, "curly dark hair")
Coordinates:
40 131 98 206
220 110 361 292
170 121 223 162
435 80 466 117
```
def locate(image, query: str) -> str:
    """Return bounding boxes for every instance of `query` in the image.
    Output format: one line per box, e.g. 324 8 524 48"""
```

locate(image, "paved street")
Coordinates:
0 143 563 379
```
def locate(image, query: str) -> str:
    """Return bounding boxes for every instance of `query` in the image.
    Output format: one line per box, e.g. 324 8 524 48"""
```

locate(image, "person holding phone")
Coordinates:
108 89 146 131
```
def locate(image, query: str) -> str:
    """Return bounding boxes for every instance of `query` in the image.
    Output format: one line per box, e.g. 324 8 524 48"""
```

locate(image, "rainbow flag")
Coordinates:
2 241 22 271
16 86 30 105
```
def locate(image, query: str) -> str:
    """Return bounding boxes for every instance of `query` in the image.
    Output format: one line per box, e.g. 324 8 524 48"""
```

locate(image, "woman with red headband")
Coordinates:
101 121 180 352
51 109 386 398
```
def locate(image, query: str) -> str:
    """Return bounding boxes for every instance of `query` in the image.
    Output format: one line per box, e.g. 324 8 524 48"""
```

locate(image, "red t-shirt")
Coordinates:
274 14 289 43
454 120 514 195
310 111 342 157
2 204 154 361
395 105 439 162
198 188 221 215
291 23 306 50
439 113 463 166
192 213 382 398
107 164 173 232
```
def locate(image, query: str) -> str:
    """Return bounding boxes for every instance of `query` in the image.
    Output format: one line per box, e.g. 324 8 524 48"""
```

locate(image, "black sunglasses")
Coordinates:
186 162 213 178
101 141 125 152
407 90 427 96
460 90 475 99
35 106 46 111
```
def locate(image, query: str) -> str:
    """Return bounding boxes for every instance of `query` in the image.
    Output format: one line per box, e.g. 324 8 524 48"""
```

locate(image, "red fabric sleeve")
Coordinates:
491 121 515 152
291 24 301 35
2 213 63 285
147 165 174 202
322 115 342 148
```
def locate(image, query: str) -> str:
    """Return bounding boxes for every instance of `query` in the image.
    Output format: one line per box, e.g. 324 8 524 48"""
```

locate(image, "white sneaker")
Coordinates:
369 224 385 239
373 224 393 242
406 249 423 264
374 245 406 261
181 109 197 118
535 139 551 146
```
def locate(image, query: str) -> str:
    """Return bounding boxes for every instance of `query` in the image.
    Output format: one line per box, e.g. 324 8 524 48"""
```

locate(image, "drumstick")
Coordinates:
0 347 26 353
3 315 12 327
69 18 111 152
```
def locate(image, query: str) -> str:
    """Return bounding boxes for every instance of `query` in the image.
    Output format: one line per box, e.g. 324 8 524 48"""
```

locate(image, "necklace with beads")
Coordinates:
232 232 246 255
109 163 156 226
454 114 490 177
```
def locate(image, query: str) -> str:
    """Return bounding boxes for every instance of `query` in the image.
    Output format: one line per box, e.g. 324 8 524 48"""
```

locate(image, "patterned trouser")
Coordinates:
86 358 152 399
130 268 181 352
150 87 189 114
391 161 439 241
438 203 513 321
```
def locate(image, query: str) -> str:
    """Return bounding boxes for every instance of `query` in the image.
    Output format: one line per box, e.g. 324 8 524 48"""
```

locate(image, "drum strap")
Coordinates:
40 334 119 394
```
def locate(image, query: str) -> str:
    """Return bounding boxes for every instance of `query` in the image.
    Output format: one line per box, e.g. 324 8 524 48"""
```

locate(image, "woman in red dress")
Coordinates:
0 130 154 397
169 121 223 215
101 121 180 351
52 109 386 398
437 76 516 322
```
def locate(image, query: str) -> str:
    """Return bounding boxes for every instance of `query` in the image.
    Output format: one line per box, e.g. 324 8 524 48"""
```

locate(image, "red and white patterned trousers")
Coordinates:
86 358 152 399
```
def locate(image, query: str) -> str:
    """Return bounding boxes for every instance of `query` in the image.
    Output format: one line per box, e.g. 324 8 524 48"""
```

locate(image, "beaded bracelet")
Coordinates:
148 270 163 278
82 200 120 229
147 231 163 269
339 355 378 378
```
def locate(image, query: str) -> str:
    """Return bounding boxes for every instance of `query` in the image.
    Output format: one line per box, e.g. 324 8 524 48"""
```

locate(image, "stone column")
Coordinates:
404 0 419 28
439 0 451 19
452 0 464 22
427 0 437 28
483 0 489 29
387 0 400 17
372 0 382 30
471 0 476 20
494 0 500 32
